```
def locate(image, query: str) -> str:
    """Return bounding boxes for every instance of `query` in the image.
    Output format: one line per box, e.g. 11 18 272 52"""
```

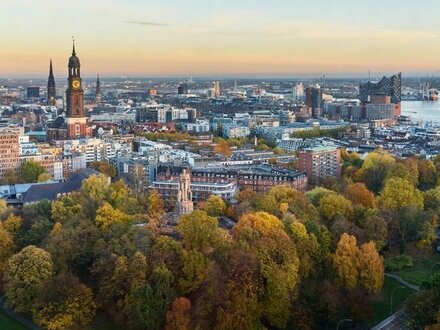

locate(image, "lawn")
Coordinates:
368 276 414 328
0 309 28 330
394 255 440 286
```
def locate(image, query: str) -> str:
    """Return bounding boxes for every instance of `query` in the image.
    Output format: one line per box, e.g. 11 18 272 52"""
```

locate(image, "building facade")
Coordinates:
298 146 341 183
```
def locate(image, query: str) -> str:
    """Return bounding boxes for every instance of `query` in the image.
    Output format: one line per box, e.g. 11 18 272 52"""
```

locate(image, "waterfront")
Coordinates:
401 101 440 123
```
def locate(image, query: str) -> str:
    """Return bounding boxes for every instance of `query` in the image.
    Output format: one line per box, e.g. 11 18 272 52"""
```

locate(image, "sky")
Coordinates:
2 0 440 78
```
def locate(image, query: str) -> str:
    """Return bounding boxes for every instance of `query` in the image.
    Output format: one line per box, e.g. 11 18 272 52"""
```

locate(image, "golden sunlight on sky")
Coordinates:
1 0 440 77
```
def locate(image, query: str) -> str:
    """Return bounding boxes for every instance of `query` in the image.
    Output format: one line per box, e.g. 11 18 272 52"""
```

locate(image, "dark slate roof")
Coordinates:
22 181 81 204
22 168 102 204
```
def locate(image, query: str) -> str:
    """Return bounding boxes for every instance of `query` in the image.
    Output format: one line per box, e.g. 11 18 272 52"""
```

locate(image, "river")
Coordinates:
401 101 440 123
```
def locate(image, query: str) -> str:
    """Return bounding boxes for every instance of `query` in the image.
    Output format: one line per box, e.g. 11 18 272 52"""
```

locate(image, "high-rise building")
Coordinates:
65 40 92 139
298 146 341 183
47 59 56 106
305 85 322 118
95 74 102 105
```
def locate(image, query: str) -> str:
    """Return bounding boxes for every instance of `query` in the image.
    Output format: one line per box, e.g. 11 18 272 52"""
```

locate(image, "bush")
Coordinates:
384 254 414 271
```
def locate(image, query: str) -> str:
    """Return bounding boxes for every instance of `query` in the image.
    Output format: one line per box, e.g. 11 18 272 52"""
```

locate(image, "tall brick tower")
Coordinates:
65 39 91 139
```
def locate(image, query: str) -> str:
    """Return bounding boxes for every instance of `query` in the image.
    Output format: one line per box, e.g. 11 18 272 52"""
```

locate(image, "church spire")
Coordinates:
49 59 54 76
72 36 76 56
47 59 56 106
96 74 102 105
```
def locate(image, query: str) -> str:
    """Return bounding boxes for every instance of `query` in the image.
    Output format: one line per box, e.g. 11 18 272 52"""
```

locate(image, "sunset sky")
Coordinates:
2 0 440 78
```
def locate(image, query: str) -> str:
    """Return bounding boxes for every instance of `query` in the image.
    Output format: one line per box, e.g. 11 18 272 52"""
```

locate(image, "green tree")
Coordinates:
4 245 54 313
125 264 175 330
360 151 395 193
32 273 97 330
19 160 46 183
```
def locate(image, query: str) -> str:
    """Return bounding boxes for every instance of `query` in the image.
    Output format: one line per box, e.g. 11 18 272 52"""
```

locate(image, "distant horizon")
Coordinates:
2 1 440 77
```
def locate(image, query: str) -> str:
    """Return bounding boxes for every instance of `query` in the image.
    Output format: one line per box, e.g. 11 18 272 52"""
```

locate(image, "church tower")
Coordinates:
65 39 90 139
95 74 102 105
47 59 56 106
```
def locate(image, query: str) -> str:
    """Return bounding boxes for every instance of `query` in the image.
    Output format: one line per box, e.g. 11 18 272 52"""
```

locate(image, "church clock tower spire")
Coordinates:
65 38 91 139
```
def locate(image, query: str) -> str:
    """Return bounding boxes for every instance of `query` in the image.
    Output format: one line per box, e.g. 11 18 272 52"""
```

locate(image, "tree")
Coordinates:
204 195 227 217
37 172 52 182
90 160 117 177
1 214 22 234
305 187 336 207
360 151 395 193
19 160 46 183
95 202 132 229
125 264 175 330
379 178 424 211
0 199 7 215
0 227 14 274
332 233 359 289
418 159 437 191
32 273 97 330
3 245 54 313
213 140 232 157
319 194 353 222
362 215 388 251
147 189 165 219
386 162 418 186
165 297 192 330
233 212 299 328
344 183 376 208
177 210 220 253
357 242 384 293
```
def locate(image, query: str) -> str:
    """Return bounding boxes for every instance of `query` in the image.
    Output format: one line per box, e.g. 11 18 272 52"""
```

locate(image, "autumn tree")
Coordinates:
0 227 14 274
332 233 359 289
203 195 227 217
178 210 221 253
165 297 192 330
147 189 165 219
95 202 132 229
4 245 54 313
233 212 299 328
379 178 424 211
319 194 353 222
357 242 384 293
32 273 97 330
344 182 376 208
214 139 232 157
90 160 117 177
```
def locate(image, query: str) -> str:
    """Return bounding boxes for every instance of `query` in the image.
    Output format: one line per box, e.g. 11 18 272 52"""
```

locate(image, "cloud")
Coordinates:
125 20 169 27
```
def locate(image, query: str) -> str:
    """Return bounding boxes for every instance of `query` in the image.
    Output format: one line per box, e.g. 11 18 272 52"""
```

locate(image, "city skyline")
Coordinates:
2 0 440 78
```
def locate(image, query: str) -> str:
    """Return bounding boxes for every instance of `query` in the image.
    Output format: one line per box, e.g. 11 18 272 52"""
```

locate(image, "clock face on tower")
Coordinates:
71 79 81 90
